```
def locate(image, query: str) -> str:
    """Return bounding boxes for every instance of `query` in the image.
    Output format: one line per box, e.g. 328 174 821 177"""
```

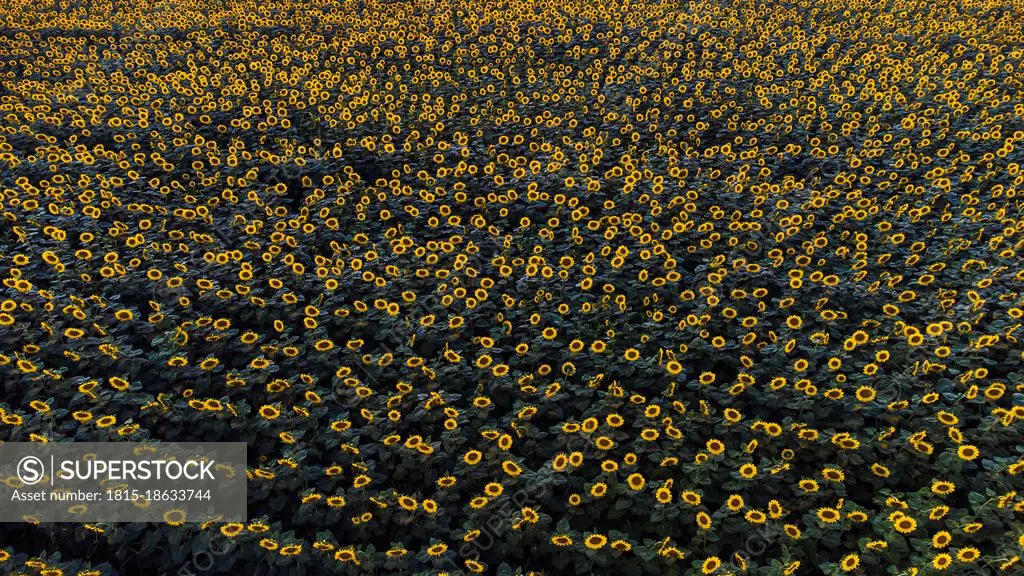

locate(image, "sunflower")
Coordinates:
95 415 117 428
425 543 448 557
584 534 607 549
333 548 358 563
932 531 952 549
799 479 820 493
847 511 868 523
611 539 632 552
817 507 841 524
162 509 186 526
681 490 702 506
840 553 860 572
706 439 726 455
696 511 713 530
702 556 722 574
259 405 281 420
279 544 303 556
932 554 952 571
956 547 980 563
397 495 418 511
957 445 980 461
745 509 767 524
893 516 917 534
220 523 244 537
551 534 573 547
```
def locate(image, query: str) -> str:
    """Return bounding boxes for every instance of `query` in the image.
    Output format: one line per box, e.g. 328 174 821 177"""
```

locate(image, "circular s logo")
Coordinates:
17 456 45 485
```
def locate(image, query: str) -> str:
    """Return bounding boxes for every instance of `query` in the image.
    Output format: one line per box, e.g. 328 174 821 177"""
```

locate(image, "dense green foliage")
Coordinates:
2 0 1024 574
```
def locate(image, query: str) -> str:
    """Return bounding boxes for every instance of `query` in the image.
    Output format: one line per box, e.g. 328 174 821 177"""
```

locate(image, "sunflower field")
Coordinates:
1 0 1024 574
